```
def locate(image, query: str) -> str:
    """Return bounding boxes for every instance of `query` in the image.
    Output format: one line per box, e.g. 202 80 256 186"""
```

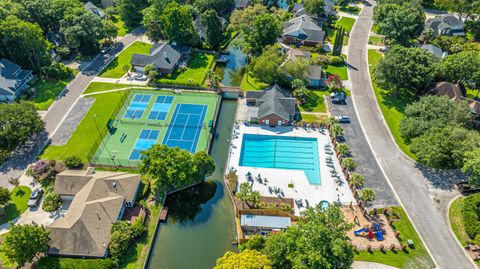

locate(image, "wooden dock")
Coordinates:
159 207 169 222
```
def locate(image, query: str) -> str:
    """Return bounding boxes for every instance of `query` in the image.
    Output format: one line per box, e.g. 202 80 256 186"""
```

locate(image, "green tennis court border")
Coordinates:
90 89 220 167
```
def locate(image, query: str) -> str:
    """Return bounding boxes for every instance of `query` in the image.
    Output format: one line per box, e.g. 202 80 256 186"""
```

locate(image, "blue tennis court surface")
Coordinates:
129 129 160 160
163 104 207 153
148 95 174 120
123 94 151 119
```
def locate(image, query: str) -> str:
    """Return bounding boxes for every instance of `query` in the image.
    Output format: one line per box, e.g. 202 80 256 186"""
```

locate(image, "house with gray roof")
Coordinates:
130 42 192 75
425 15 465 37
419 44 447 59
293 0 336 18
282 15 326 47
245 84 296 126
47 169 141 257
240 214 291 233
234 0 250 9
84 2 106 18
0 58 34 103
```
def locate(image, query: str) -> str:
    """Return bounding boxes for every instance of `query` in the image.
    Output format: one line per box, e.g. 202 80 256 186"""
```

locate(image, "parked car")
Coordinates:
335 115 350 123
331 91 347 104
28 188 44 208
134 73 148 81
101 46 111 54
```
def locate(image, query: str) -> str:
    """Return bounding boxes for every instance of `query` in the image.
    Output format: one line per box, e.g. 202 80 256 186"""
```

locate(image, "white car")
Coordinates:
134 73 148 81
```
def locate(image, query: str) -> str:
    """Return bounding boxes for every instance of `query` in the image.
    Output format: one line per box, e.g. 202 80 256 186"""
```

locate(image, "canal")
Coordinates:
147 100 238 269
214 43 246 87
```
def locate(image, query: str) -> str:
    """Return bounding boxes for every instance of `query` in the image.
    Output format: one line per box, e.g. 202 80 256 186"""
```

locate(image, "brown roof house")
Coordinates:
245 84 296 126
47 168 141 258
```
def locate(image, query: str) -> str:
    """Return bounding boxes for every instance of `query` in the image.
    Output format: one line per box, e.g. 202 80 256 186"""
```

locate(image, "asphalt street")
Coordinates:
347 1 473 268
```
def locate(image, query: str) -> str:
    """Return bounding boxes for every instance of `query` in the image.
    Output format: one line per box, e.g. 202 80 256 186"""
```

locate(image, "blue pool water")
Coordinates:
239 134 321 184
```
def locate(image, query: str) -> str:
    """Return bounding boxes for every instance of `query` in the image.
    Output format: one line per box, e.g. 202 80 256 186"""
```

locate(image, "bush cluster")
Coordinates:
462 193 480 240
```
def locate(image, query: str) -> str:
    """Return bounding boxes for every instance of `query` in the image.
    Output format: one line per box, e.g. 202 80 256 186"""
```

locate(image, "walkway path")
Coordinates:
352 261 399 269
0 27 146 186
347 1 473 268
91 76 149 86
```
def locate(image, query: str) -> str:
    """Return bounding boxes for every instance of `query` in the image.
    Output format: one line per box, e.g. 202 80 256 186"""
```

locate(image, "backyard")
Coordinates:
28 78 72 111
354 207 434 268
324 62 348 80
100 42 153 78
368 49 415 158
240 71 268 91
299 90 328 113
109 15 131 37
156 52 215 86
0 186 31 225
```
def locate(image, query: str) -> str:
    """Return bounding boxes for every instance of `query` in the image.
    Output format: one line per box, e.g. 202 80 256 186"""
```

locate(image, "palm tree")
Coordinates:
330 123 344 138
336 143 350 157
237 182 251 209
248 191 260 209
341 158 356 172
360 188 376 204
349 173 365 189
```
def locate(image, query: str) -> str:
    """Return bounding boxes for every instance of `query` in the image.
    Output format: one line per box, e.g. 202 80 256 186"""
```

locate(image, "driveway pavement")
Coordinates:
0 27 146 186
347 1 473 268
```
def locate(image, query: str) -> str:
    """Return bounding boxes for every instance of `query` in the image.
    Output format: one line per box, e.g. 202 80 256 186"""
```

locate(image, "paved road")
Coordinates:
0 28 145 185
347 1 473 268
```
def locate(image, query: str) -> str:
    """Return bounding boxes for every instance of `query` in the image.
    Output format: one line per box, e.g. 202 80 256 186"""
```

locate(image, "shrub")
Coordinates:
226 170 238 192
8 177 20 186
38 257 114 269
341 158 356 171
462 193 480 240
42 192 62 212
28 160 52 179
109 219 146 266
327 55 344 66
56 47 71 58
65 155 83 168
0 187 10 206
41 62 74 80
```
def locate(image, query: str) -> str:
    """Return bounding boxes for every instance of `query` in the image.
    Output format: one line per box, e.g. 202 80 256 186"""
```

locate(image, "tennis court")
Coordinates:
90 90 219 167
163 104 207 153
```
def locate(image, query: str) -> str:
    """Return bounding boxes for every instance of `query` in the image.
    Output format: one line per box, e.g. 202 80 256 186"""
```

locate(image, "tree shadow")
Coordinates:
300 91 325 112
414 163 467 190
379 90 415 114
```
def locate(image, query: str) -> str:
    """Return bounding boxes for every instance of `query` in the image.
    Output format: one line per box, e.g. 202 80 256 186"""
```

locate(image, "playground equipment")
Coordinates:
354 222 385 241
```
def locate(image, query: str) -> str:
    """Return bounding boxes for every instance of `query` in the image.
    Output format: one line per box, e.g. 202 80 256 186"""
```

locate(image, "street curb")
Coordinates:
346 2 439 268
446 195 479 268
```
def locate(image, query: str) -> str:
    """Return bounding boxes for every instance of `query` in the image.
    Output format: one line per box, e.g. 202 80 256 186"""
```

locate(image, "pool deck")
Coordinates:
228 124 355 216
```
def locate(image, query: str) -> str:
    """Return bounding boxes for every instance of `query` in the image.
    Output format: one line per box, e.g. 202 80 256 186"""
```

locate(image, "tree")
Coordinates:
462 149 480 188
434 0 480 20
195 0 234 14
438 51 480 88
281 58 309 82
115 0 148 27
291 79 308 104
140 145 215 194
304 0 325 17
326 74 343 90
336 0 350 7
360 188 376 204
200 10 224 49
336 143 350 156
2 223 50 267
42 192 62 212
349 173 365 188
109 219 146 266
341 158 356 171
410 126 480 169
243 235 266 251
330 123 344 137
0 103 44 162
65 155 83 168
373 46 437 95
0 187 10 206
214 249 272 269
373 2 425 45
236 182 260 208
160 2 199 46
250 46 284 84
0 16 51 70
399 95 473 143
0 0 30 21
142 1 168 42
264 205 354 269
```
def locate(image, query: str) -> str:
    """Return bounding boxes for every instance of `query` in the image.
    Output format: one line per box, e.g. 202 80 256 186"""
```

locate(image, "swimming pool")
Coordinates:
239 134 321 184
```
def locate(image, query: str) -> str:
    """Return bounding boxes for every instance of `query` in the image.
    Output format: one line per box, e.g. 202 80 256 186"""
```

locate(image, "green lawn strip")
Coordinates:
466 89 480 99
41 90 131 162
157 53 215 86
38 257 114 269
299 113 328 122
367 49 415 159
110 15 132 37
29 78 70 111
336 17 356 33
354 207 434 268
0 186 31 225
100 42 153 78
325 63 348 80
83 82 144 94
299 89 328 113
368 36 384 46
338 6 361 15
449 197 470 246
240 71 268 91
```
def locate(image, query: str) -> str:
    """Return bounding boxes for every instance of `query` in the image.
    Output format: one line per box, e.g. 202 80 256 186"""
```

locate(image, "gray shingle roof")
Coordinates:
419 44 445 58
0 58 32 96
234 0 250 8
84 2 105 18
246 84 296 120
130 43 191 72
283 15 325 43
426 15 465 36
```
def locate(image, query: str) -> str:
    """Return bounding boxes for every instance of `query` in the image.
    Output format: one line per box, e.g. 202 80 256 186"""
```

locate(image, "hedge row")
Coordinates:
38 257 114 269
461 193 480 240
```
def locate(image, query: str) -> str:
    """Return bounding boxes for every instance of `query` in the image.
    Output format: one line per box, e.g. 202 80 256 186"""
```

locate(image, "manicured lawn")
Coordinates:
449 197 470 246
368 36 384 46
110 15 131 37
156 53 215 86
299 90 328 113
355 207 434 268
368 49 415 158
0 186 31 225
29 79 70 110
240 71 268 91
100 42 152 78
339 6 361 15
466 88 480 99
336 17 356 33
41 90 130 162
325 63 348 80
82 82 145 94
38 257 114 269
299 113 328 122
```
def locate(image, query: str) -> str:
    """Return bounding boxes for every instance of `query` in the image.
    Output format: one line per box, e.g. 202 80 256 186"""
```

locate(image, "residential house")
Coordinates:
282 15 326 46
245 84 296 126
84 2 106 19
419 44 447 59
130 42 192 75
425 15 465 37
234 0 250 9
240 214 291 233
194 16 228 41
284 48 324 87
293 0 337 18
47 168 141 257
0 58 34 102
101 0 114 8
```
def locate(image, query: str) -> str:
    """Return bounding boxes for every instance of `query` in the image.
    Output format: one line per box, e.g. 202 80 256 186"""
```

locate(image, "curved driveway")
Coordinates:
347 1 474 268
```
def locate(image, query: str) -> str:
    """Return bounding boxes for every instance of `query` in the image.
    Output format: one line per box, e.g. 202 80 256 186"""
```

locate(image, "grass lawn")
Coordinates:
449 197 470 247
299 113 328 122
299 90 328 113
156 53 215 86
100 42 152 78
355 207 434 268
0 186 31 225
82 82 145 94
338 6 361 15
29 78 71 110
325 63 348 80
466 88 480 99
368 36 384 46
41 90 130 162
371 24 380 34
240 71 268 91
368 49 415 158
110 15 132 37
336 17 356 33
38 257 114 269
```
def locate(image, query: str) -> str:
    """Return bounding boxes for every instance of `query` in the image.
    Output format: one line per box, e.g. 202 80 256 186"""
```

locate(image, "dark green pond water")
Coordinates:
147 100 238 269
214 43 246 87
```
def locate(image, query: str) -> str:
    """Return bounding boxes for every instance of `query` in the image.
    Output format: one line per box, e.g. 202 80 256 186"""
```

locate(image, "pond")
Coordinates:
147 100 238 269
214 43 246 87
